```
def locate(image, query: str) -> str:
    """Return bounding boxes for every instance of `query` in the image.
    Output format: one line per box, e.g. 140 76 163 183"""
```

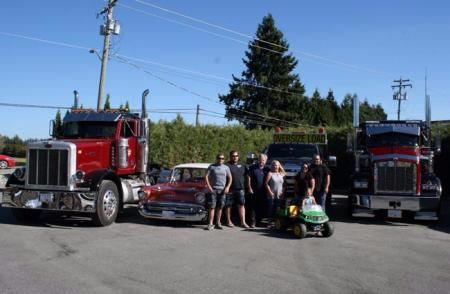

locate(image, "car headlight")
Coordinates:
353 180 368 189
195 192 206 205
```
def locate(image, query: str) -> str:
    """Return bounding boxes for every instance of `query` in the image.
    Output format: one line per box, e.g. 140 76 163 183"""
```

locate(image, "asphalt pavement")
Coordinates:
0 195 449 294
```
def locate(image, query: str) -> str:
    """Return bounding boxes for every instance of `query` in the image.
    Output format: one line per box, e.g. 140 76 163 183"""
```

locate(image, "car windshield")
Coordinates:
63 121 117 138
367 132 419 147
171 168 207 183
267 144 317 159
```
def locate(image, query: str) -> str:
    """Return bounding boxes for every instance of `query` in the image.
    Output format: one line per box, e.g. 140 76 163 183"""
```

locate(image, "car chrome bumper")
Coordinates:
351 193 440 211
138 201 207 221
0 187 96 212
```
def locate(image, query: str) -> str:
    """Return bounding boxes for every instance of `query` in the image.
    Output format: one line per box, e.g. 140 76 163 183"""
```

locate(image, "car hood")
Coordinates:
145 181 208 203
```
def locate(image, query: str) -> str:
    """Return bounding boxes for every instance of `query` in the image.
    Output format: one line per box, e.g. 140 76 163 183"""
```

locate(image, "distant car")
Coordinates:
0 155 15 169
138 163 211 221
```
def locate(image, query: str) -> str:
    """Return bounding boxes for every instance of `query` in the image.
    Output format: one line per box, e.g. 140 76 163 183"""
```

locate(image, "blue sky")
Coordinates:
1 0 449 139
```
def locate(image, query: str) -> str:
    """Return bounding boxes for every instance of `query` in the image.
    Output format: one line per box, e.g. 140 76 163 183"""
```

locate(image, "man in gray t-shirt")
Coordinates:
205 153 232 230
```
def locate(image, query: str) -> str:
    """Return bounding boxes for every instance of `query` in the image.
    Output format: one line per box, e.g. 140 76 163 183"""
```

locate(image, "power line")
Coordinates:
0 31 92 51
131 0 393 77
0 101 196 113
112 54 309 128
114 53 303 96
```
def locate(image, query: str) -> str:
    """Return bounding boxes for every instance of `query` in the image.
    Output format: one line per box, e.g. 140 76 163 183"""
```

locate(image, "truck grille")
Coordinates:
375 161 416 194
28 149 69 187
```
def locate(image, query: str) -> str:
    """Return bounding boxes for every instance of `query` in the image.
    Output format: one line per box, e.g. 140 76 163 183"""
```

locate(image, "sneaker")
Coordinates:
204 224 214 230
215 224 224 230
249 224 255 228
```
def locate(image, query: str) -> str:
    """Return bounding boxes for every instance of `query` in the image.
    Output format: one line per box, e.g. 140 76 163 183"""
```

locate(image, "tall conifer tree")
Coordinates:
219 14 307 129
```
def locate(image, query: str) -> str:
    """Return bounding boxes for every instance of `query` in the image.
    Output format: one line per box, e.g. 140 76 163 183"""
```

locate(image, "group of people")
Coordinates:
204 151 331 230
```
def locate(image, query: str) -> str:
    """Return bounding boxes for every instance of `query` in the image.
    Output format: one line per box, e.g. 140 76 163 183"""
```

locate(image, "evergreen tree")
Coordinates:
104 93 111 110
54 110 63 137
219 14 307 129
325 89 340 125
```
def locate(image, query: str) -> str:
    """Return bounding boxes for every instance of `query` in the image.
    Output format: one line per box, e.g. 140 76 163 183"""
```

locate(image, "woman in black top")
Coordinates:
294 163 315 198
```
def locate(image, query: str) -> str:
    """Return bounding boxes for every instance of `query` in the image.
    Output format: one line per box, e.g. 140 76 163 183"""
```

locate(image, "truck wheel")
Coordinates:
0 160 7 169
293 223 307 239
322 222 334 237
11 208 41 223
274 218 287 232
93 180 119 226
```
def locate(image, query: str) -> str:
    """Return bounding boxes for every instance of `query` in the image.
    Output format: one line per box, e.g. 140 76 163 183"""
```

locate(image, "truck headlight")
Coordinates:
353 180 368 189
13 167 26 181
74 170 85 183
138 190 147 200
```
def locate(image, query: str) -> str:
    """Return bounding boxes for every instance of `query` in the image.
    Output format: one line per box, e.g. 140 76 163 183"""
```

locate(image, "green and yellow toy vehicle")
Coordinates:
275 200 334 238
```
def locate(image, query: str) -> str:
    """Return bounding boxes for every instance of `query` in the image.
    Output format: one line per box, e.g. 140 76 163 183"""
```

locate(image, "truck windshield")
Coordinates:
367 132 419 147
63 121 117 138
267 144 317 159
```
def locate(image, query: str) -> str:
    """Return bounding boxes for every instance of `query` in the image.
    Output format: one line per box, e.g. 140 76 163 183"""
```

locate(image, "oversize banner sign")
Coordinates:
273 133 327 144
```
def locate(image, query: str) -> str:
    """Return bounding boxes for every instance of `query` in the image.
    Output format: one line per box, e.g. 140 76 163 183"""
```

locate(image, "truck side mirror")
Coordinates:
49 120 55 137
434 134 441 154
327 156 337 167
246 153 257 165
346 132 353 153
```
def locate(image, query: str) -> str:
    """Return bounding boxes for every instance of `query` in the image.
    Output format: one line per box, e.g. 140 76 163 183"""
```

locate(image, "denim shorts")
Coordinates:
207 189 226 209
225 190 245 207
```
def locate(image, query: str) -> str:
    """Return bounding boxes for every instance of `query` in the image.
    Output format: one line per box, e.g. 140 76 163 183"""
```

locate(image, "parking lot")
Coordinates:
0 191 449 294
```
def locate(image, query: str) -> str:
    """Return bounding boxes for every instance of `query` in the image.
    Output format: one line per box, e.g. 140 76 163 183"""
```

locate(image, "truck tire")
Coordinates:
11 208 41 223
93 180 119 226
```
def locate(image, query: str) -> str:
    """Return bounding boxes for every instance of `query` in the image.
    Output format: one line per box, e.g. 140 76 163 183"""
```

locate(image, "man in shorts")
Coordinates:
225 150 249 228
205 152 232 230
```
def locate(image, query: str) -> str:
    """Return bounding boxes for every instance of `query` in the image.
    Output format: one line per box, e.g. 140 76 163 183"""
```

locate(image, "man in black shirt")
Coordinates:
310 154 330 211
225 150 250 228
246 153 270 227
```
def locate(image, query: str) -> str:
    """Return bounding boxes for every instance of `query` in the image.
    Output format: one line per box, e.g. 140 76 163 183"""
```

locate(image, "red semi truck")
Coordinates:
348 120 442 220
0 90 150 226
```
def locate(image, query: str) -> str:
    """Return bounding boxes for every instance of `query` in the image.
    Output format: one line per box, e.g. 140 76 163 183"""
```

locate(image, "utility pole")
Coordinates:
195 104 200 127
391 77 412 120
96 0 120 111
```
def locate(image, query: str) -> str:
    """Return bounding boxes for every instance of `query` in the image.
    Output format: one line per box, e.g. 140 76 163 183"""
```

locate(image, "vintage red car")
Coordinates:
138 163 210 221
0 155 15 169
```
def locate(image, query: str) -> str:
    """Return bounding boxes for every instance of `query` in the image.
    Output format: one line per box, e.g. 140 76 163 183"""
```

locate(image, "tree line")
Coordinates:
219 14 386 128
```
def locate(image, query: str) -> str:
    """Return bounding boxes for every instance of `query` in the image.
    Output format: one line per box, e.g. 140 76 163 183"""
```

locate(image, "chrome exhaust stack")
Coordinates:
137 89 150 180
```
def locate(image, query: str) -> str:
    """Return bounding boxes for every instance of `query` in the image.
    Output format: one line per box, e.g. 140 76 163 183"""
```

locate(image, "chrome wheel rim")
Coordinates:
0 161 7 169
103 189 118 218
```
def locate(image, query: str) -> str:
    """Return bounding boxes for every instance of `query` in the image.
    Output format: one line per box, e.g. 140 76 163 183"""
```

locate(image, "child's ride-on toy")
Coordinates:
274 200 334 238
